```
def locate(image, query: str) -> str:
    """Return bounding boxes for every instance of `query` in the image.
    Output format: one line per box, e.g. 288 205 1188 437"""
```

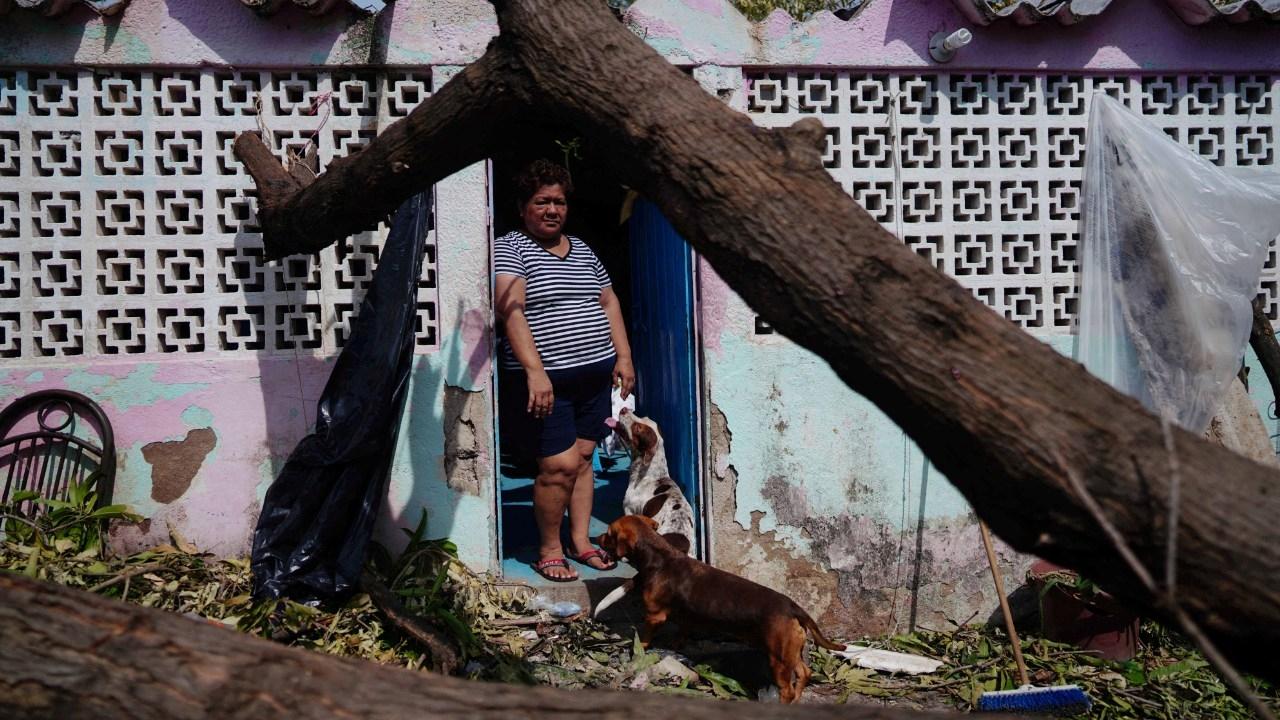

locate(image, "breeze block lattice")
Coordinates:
744 71 1280 330
0 69 440 360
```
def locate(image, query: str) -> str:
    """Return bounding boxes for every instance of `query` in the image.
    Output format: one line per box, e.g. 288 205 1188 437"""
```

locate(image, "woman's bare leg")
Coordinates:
533 446 581 580
567 438 608 569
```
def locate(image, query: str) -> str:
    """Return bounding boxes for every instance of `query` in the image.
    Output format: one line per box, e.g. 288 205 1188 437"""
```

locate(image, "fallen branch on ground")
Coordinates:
0 573 997 720
362 569 462 674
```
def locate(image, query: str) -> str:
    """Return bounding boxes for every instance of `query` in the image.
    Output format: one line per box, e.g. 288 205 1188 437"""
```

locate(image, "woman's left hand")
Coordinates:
613 356 635 400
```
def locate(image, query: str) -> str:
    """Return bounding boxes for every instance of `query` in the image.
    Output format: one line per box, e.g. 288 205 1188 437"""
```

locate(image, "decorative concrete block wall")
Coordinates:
0 59 496 568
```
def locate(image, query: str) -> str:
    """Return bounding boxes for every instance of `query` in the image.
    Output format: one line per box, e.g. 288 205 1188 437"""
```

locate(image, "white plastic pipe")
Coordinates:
929 28 973 63
942 28 972 52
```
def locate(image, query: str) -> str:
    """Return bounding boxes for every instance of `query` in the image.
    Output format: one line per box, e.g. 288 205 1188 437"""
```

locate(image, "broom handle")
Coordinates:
980 519 1030 687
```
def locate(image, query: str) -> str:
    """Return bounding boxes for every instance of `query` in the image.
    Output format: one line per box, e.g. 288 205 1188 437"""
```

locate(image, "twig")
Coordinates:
88 562 164 593
1060 462 1276 720
489 615 549 627
319 612 343 648
361 569 461 674
490 610 586 627
0 513 40 532
1167 605 1273 719
933 659 999 685
253 94 274 154
1161 417 1181 602
490 581 537 591
1114 687 1164 709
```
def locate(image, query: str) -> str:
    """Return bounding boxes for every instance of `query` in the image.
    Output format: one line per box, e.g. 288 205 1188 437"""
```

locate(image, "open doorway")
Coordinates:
490 130 703 585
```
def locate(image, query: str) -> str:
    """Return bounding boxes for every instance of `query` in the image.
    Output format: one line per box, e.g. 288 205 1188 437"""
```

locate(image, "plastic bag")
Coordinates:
251 192 431 603
600 383 635 457
527 594 582 618
1077 94 1280 432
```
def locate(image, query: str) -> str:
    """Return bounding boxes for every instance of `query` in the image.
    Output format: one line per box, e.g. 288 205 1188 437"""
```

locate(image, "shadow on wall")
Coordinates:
247 198 482 567
237 225 329 500
1 1 382 66
162 2 392 66
376 296 493 558
0 5 124 57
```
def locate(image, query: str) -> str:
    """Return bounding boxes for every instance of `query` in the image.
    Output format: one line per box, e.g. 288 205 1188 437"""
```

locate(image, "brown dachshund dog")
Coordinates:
598 515 845 703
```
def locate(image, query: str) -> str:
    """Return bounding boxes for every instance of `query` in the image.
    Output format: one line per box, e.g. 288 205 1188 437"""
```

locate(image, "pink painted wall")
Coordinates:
0 0 496 67
0 356 327 556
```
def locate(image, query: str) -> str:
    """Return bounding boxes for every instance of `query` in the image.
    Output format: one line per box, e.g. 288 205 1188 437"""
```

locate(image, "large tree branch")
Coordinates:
235 47 522 260
235 0 1280 683
0 574 993 719
1250 296 1280 408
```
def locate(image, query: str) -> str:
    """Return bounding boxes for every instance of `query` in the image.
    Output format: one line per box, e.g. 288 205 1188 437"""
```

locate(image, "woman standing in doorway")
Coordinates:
495 159 635 581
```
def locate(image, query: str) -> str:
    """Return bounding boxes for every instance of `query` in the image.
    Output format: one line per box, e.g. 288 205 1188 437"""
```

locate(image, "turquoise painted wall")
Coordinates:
700 254 1278 635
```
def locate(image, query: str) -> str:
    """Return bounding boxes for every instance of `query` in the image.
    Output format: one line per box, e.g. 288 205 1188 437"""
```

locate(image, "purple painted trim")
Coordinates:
0 0 497 68
625 0 1280 72
2 0 1276 73
1164 0 1280 23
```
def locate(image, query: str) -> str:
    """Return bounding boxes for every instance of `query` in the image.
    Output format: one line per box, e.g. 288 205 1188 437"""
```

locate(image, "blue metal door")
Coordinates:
628 200 701 541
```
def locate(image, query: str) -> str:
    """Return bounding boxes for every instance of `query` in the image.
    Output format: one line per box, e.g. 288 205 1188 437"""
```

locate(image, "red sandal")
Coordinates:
532 557 578 582
565 548 616 571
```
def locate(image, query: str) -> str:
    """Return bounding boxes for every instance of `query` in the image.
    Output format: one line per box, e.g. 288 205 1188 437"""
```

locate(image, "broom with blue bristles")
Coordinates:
976 520 1092 715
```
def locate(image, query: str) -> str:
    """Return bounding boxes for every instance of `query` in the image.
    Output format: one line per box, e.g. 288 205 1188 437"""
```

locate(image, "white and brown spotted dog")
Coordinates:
593 407 695 617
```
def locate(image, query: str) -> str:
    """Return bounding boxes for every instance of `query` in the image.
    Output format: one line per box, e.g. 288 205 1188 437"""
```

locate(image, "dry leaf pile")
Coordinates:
3 488 1276 717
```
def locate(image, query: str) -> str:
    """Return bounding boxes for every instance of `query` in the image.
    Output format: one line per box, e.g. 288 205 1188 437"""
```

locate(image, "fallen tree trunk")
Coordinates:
234 0 1280 682
0 574 990 719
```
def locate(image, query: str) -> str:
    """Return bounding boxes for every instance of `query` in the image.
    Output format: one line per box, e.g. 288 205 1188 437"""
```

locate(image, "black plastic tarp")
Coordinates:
251 191 431 603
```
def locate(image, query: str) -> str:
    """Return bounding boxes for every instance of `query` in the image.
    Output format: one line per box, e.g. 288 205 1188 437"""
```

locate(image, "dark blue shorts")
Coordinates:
499 355 615 461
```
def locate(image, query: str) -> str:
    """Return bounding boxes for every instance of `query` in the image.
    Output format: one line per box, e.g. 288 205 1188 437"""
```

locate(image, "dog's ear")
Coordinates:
631 423 656 455
612 524 636 559
640 515 659 531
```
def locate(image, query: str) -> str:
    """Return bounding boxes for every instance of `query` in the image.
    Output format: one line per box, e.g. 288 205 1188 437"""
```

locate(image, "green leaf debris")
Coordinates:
3 489 1277 716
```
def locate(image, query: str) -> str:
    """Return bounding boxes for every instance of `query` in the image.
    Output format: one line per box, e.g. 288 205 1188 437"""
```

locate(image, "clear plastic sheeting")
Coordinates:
1077 94 1280 432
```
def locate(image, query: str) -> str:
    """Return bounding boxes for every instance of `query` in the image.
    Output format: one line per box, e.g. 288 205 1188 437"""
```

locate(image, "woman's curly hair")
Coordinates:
514 159 574 206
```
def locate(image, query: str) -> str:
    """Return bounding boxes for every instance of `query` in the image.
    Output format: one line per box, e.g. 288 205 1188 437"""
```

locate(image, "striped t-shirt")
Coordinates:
494 231 616 371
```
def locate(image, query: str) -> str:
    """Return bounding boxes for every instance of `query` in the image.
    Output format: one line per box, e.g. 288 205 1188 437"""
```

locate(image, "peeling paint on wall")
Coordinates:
759 471 1028 634
706 342 1034 639
64 365 209 413
443 384 485 496
708 401 841 629
142 428 216 503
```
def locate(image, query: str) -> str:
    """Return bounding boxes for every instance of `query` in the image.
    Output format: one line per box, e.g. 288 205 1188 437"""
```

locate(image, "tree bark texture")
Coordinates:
1250 296 1280 410
233 0 1280 682
0 574 995 720
238 48 519 261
